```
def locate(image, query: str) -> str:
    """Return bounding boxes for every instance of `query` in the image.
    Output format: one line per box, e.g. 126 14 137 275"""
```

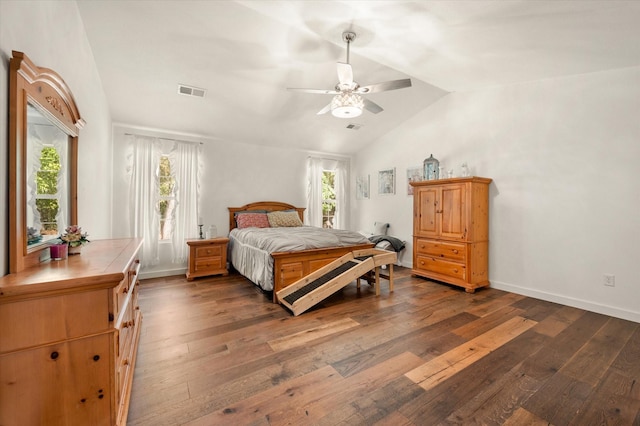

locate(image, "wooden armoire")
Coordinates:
411 177 492 293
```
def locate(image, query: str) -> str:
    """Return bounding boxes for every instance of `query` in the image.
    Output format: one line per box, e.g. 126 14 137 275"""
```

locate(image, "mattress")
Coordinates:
229 226 370 291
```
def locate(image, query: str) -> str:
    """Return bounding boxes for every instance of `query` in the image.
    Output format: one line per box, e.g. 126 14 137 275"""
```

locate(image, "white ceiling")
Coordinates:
77 1 640 155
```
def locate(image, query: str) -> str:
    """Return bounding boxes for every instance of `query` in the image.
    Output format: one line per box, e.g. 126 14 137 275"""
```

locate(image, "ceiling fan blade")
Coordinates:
317 103 332 115
357 78 412 94
336 62 353 86
363 98 384 114
287 87 339 95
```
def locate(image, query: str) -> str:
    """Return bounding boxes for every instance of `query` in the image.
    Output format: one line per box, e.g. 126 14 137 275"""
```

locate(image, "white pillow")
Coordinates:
373 222 389 236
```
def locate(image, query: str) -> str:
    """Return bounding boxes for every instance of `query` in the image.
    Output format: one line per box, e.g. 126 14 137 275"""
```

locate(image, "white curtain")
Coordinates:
129 135 160 267
306 156 349 229
306 157 324 227
334 159 348 230
169 142 200 263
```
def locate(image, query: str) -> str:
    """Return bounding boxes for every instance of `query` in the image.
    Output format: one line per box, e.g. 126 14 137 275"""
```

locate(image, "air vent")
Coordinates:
346 123 362 130
178 84 206 98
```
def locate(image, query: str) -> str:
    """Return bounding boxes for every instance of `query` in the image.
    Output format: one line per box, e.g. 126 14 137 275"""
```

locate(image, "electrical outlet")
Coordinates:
603 274 615 287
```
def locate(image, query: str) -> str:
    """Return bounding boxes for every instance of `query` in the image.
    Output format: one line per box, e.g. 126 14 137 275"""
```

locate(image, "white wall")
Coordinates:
111 124 329 278
352 66 640 322
0 1 113 275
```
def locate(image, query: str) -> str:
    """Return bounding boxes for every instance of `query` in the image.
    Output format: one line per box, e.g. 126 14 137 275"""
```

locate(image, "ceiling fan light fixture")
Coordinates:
331 92 364 118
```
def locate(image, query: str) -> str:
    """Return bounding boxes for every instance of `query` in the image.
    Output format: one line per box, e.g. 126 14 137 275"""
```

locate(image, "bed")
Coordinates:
228 201 374 302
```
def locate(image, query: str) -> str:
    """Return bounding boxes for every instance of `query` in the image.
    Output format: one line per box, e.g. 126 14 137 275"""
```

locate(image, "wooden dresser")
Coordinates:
411 177 492 293
0 238 143 426
186 237 229 280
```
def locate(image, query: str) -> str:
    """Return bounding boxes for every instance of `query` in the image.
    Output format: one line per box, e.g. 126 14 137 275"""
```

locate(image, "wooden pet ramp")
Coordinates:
277 248 397 316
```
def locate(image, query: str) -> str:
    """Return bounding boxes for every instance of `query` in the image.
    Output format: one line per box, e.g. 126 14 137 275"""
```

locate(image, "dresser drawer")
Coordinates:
195 245 222 259
415 255 466 280
0 289 110 353
415 239 466 262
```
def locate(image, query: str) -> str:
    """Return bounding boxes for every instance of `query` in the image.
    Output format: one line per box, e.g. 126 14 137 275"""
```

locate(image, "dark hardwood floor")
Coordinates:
127 267 640 425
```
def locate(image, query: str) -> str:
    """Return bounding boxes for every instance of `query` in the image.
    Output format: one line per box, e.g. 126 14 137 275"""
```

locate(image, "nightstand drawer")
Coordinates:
415 239 466 262
415 255 466 280
195 245 222 258
195 258 223 272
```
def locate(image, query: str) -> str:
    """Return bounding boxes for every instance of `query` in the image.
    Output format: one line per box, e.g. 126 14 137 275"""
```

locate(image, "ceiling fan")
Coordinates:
287 31 412 118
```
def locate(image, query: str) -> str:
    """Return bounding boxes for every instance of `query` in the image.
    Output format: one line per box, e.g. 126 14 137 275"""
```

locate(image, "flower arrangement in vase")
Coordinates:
60 225 90 255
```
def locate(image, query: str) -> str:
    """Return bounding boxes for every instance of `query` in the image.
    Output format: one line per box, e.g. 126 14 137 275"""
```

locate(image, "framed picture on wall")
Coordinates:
406 166 422 195
378 167 396 195
356 175 370 200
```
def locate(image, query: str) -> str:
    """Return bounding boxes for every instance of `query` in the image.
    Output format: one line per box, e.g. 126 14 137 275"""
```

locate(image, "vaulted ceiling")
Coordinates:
77 1 640 154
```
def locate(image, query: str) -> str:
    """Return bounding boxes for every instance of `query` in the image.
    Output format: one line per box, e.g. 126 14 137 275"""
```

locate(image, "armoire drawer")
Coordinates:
415 255 466 280
415 239 466 262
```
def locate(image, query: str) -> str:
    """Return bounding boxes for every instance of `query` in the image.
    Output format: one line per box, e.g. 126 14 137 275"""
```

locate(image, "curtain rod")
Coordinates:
125 132 203 145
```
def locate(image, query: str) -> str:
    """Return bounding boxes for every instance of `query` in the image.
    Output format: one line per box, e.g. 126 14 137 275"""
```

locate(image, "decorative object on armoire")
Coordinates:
406 167 422 195
423 154 440 180
49 242 68 260
439 166 446 180
60 225 90 254
410 176 492 293
447 169 454 179
378 168 396 195
461 162 470 177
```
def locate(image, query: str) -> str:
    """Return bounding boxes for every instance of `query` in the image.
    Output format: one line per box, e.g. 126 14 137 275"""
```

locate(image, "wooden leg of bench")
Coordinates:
375 267 380 296
389 263 394 293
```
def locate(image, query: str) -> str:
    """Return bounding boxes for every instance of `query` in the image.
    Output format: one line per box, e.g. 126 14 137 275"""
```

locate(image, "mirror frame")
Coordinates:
9 51 85 273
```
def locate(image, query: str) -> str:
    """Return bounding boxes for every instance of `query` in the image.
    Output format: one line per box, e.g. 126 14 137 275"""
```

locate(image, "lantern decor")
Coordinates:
423 154 440 180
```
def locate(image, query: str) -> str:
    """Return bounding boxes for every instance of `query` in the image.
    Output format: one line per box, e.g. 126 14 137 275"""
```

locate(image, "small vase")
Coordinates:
68 245 83 255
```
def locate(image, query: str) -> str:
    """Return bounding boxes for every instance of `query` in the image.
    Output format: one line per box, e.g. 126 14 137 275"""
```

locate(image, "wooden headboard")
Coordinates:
228 201 306 230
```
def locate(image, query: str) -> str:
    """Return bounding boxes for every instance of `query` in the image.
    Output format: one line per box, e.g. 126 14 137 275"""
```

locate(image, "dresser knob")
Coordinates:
50 351 59 360
93 355 100 361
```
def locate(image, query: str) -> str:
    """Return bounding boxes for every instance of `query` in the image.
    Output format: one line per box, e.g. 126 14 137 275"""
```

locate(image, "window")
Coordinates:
322 170 336 229
307 157 347 229
158 155 176 240
35 146 62 236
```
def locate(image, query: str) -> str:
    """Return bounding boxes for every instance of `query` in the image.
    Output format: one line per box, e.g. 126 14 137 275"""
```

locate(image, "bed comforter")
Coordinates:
229 226 370 291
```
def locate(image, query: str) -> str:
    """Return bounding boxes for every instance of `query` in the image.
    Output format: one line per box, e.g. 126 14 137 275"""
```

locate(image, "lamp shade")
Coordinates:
331 92 363 118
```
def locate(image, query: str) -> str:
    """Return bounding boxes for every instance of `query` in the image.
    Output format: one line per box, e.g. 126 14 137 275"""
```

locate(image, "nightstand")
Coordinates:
186 237 229 280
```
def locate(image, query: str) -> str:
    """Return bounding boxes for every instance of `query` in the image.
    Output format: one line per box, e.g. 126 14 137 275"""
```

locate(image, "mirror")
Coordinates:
26 103 71 248
9 51 84 273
